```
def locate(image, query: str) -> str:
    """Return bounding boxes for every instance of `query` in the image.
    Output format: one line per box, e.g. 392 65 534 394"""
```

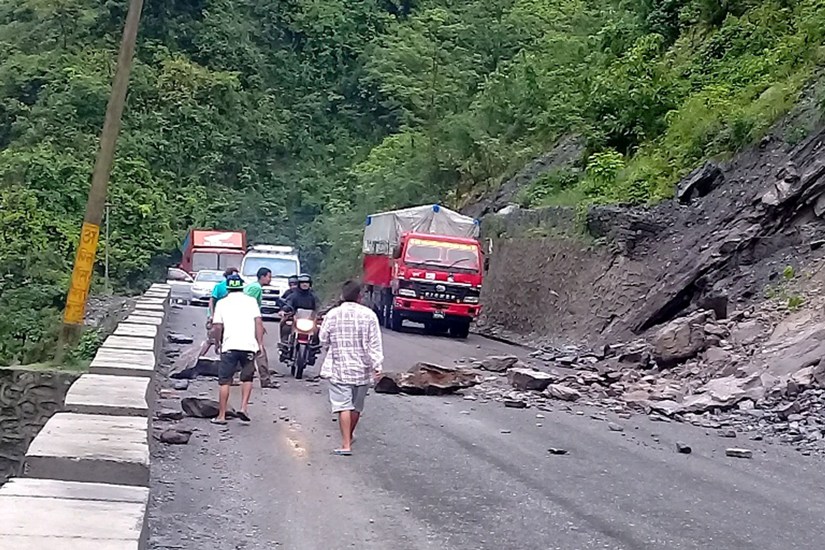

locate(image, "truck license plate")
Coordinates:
433 311 445 319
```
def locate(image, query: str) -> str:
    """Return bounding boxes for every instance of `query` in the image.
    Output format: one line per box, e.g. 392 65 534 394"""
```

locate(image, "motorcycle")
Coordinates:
279 308 322 379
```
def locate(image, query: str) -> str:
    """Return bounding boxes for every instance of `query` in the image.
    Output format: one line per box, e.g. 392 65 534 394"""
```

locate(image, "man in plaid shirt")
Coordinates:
319 280 384 456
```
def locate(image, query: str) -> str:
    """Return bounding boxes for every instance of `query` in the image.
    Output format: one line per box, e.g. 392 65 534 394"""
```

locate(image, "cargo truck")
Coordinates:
180 229 247 275
362 205 484 339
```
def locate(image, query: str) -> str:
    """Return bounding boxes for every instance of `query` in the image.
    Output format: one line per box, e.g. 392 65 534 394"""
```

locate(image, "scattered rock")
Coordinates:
507 367 555 391
167 332 195 344
181 397 235 419
477 355 520 372
608 422 624 432
156 409 184 421
547 447 568 455
503 399 528 409
676 442 692 454
171 357 221 379
725 448 753 459
173 380 189 391
158 428 191 445
719 429 737 439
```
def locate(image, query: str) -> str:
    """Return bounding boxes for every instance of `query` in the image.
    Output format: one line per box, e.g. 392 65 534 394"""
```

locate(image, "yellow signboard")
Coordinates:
63 222 100 325
408 238 477 252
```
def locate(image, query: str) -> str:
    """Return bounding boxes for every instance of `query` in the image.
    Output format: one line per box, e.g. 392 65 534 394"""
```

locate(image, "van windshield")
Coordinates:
404 239 480 271
242 256 299 278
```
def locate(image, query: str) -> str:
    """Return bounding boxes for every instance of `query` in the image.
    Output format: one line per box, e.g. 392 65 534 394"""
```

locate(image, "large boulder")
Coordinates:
181 397 236 418
677 374 765 414
375 363 481 396
652 310 713 367
677 162 723 204
508 367 555 391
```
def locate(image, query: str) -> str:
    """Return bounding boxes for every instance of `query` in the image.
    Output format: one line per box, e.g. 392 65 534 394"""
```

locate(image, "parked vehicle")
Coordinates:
180 229 247 275
166 266 194 304
189 270 224 307
240 245 301 318
280 309 321 379
362 204 484 339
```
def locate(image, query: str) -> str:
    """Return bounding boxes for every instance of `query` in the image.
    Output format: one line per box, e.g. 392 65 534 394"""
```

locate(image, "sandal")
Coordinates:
210 418 228 425
332 449 352 456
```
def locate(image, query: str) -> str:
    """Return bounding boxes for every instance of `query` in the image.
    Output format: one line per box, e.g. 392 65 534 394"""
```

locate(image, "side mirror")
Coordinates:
483 257 490 272
392 245 402 259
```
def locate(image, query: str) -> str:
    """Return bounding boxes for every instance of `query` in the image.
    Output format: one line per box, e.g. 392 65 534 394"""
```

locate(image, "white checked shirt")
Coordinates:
319 301 384 385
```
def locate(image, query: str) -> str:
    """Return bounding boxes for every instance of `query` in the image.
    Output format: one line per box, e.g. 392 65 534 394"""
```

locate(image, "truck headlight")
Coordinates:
463 296 479 304
397 288 416 298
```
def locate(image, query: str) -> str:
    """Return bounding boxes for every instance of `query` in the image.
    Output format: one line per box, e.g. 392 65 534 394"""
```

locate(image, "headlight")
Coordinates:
397 288 416 298
295 318 315 332
463 296 479 304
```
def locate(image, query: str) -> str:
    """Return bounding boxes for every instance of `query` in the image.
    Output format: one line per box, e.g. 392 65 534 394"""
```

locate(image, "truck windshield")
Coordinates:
404 240 480 271
195 271 224 282
242 257 299 278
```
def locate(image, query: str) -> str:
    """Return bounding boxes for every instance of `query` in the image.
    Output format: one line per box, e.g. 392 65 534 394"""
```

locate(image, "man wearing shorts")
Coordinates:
210 274 264 424
319 280 383 455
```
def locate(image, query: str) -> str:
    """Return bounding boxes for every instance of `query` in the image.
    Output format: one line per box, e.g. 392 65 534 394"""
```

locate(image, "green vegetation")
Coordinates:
1 0 824 362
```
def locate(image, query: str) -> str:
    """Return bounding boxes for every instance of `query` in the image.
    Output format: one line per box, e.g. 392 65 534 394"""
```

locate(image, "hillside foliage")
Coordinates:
1 0 824 362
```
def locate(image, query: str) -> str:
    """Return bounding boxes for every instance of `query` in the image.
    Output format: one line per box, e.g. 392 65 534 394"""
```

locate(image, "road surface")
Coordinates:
149 305 825 550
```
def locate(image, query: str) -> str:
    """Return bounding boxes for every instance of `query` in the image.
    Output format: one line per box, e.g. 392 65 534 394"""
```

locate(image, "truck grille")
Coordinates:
411 282 475 303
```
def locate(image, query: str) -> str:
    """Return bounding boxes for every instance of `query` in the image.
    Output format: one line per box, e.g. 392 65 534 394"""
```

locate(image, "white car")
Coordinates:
190 270 224 307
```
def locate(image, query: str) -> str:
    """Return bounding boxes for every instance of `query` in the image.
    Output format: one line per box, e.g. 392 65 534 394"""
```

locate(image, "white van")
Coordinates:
240 245 301 318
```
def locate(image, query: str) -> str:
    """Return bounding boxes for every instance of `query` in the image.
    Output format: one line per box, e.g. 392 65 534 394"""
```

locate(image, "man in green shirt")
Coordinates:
244 267 272 306
244 267 273 387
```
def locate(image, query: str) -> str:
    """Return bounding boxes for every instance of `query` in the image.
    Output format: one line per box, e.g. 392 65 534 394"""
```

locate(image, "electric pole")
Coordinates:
58 0 144 351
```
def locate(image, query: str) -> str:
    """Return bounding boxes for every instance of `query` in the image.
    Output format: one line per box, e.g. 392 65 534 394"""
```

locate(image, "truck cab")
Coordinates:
240 245 301 318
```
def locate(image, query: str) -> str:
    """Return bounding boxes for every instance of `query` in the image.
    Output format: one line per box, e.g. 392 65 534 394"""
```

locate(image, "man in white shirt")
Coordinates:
319 280 383 456
210 274 265 424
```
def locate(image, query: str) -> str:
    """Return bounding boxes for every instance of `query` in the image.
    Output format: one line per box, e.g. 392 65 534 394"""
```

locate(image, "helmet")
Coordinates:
226 274 244 291
297 273 312 285
287 275 299 285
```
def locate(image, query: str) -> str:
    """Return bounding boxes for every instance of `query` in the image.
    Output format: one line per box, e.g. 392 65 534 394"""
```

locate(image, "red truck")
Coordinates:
362 205 484 339
180 229 247 275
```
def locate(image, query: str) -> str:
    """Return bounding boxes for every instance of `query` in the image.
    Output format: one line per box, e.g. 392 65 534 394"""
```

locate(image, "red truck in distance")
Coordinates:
180 229 247 275
362 205 484 339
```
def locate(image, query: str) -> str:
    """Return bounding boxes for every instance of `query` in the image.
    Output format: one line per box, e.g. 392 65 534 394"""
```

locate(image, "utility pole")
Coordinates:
58 0 144 351
104 202 112 294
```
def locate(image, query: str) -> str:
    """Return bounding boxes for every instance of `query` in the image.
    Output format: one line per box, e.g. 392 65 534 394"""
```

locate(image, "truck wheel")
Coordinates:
450 321 470 339
390 307 403 332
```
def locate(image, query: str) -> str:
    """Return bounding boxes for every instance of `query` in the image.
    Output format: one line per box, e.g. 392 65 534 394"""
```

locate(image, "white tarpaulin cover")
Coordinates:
363 205 480 254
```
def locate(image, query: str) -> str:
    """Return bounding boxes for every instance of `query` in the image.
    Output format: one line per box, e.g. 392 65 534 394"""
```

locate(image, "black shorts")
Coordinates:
218 350 256 385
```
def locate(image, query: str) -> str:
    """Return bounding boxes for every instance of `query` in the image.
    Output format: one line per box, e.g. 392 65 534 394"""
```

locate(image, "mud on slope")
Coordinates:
480 122 825 345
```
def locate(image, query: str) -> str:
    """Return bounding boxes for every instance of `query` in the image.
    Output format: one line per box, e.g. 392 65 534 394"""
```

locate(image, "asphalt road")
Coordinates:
149 305 825 550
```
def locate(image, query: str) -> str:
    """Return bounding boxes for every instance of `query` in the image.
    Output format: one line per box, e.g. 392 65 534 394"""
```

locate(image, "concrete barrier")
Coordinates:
65 374 150 417
114 323 160 355
101 334 156 353
24 412 149 486
0 478 149 549
1 283 169 548
90 348 155 378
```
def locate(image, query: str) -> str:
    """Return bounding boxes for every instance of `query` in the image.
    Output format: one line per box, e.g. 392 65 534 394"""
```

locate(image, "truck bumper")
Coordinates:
261 300 282 319
393 297 479 323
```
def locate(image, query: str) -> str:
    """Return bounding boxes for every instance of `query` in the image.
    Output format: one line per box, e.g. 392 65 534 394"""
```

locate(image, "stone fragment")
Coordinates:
544 384 581 402
477 355 520 372
167 332 195 344
608 422 624 432
547 448 568 455
507 367 554 391
725 448 753 459
676 442 692 454
503 399 527 409
719 429 737 438
182 397 221 418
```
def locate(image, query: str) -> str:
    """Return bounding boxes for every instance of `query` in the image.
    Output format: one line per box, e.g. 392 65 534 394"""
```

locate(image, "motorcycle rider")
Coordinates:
279 273 320 361
280 275 299 304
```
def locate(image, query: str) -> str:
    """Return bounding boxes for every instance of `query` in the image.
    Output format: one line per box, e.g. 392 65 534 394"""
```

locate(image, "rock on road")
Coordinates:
149 305 825 550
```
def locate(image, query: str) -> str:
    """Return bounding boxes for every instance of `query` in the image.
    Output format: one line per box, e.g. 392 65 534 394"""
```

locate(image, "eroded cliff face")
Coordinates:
0 368 77 485
478 124 825 346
